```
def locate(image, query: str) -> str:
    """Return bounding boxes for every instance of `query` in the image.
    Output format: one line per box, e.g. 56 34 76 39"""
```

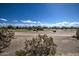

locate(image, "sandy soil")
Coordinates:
0 29 79 56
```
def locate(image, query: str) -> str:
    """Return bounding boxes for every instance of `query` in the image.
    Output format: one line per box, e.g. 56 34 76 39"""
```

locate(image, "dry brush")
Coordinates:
0 29 14 52
16 34 57 56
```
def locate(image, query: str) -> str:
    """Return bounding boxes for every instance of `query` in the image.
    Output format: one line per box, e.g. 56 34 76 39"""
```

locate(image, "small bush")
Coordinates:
72 35 76 38
0 29 14 52
33 28 43 32
15 49 26 56
76 29 79 40
16 34 57 56
33 29 38 32
53 30 56 32
25 34 57 56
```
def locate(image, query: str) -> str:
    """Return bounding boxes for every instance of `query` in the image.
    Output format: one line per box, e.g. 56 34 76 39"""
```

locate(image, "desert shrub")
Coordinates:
0 29 15 52
72 35 76 38
33 29 37 31
33 28 43 32
32 26 44 32
37 28 44 31
53 30 56 32
15 49 26 56
16 34 57 56
76 29 79 40
25 34 57 56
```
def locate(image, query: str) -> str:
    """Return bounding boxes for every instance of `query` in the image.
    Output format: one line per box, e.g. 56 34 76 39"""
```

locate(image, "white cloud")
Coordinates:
0 20 79 27
33 21 36 23
21 20 32 23
13 20 18 22
21 20 41 24
52 21 79 27
22 20 32 23
0 18 7 21
38 21 40 23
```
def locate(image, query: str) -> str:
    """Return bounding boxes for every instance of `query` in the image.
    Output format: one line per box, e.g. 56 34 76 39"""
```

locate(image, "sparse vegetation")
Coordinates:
0 29 14 52
76 29 79 40
16 34 57 56
15 49 26 56
0 25 78 56
72 35 76 38
53 30 56 32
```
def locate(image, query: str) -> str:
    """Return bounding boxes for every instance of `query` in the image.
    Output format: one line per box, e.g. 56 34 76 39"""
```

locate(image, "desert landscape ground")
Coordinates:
0 29 79 56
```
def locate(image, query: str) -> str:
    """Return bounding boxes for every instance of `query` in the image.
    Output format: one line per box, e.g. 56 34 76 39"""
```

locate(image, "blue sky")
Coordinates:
0 3 79 27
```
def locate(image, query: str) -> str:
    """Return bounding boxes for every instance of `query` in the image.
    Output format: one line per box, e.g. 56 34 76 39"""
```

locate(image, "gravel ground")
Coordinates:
0 29 79 56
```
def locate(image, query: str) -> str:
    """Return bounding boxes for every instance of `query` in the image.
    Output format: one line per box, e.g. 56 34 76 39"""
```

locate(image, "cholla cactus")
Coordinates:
0 29 14 52
76 29 79 40
24 34 57 56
